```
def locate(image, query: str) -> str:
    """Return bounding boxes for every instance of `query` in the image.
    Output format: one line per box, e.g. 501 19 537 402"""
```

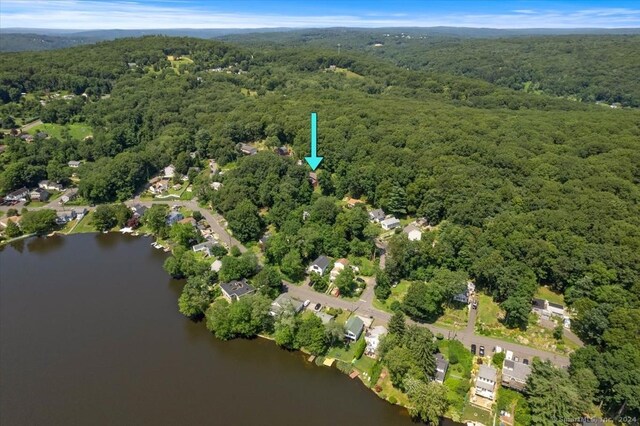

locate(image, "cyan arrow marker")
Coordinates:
305 112 323 171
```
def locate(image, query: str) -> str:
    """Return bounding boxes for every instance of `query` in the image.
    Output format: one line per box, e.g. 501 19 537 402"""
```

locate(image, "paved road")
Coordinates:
284 281 571 367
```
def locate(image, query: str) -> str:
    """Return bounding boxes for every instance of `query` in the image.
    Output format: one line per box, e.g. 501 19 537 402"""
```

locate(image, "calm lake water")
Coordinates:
1 233 420 426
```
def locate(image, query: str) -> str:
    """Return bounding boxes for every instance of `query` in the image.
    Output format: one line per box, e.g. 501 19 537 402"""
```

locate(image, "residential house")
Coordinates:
164 165 176 178
403 223 422 241
502 351 532 391
29 188 50 201
314 311 335 324
220 279 255 302
68 160 81 168
475 364 498 400
308 172 318 188
76 208 88 220
365 325 388 358
275 146 290 156
55 210 77 225
380 217 400 230
38 180 64 191
166 211 184 225
345 198 364 208
210 259 223 272
59 189 78 204
210 181 223 191
435 353 449 384
329 258 349 282
19 133 34 142
130 204 148 218
238 143 257 155
5 187 29 202
344 316 365 341
308 255 331 276
269 294 304 316
149 179 169 195
368 209 386 223
192 241 216 256
453 281 476 304
532 298 567 319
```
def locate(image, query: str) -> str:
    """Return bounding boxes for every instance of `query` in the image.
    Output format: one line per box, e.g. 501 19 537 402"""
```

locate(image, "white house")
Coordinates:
38 180 64 191
59 189 78 204
475 364 497 400
380 217 400 230
365 325 387 358
5 187 29 202
308 255 330 276
403 223 422 241
164 165 176 179
329 258 349 282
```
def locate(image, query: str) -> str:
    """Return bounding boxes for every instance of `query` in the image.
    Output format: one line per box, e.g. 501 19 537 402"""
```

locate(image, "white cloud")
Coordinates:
0 1 639 29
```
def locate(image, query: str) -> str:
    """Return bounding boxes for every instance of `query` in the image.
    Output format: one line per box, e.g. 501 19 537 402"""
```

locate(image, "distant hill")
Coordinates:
0 33 98 52
1 26 638 52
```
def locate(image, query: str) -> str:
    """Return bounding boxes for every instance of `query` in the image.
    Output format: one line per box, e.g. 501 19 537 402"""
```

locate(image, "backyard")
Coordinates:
475 293 578 355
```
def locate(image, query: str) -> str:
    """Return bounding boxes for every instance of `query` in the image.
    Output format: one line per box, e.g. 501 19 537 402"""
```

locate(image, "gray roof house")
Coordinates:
130 204 148 218
68 160 81 168
344 316 365 341
220 279 255 302
369 209 385 223
308 255 331 276
192 241 216 256
314 311 336 324
166 211 184 225
475 364 498 400
502 358 532 391
238 143 257 155
269 294 304 316
30 188 50 201
435 353 449 384
380 217 401 230
5 187 29 201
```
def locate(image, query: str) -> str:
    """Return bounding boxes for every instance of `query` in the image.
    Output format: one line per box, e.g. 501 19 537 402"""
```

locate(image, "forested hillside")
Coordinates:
222 29 640 107
0 36 638 419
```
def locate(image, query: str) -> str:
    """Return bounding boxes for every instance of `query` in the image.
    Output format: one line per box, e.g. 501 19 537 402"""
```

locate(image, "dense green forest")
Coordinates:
223 29 640 107
0 36 638 420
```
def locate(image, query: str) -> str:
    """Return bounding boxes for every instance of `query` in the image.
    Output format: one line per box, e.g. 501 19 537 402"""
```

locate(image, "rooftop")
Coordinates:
345 315 364 334
478 364 497 382
220 279 254 299
312 255 330 270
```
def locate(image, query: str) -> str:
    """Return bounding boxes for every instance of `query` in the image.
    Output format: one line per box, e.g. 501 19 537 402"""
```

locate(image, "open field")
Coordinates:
27 122 92 140
534 286 565 305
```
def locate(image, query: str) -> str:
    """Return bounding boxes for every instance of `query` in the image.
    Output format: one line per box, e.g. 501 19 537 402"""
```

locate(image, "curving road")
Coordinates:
284 280 572 367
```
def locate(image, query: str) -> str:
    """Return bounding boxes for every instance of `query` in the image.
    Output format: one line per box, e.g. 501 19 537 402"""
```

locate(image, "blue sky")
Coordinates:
1 0 639 29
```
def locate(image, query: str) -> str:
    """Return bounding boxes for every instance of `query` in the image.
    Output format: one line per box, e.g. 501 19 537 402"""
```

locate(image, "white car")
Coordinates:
303 300 311 308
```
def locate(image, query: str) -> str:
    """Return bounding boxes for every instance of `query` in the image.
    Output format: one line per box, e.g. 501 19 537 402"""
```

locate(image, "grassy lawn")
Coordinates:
25 201 48 208
377 373 410 406
373 280 410 312
535 286 565 305
434 304 469 330
240 88 258 97
497 388 531 426
325 338 360 363
475 293 577 355
27 122 92 140
332 67 365 79
347 255 377 276
69 213 96 234
462 403 494 426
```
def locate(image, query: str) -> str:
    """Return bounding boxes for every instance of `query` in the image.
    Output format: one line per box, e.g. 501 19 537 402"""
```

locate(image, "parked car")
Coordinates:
303 300 310 308
472 300 478 309
356 277 365 283
523 359 529 365
314 303 321 312
471 344 477 355
479 346 485 356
